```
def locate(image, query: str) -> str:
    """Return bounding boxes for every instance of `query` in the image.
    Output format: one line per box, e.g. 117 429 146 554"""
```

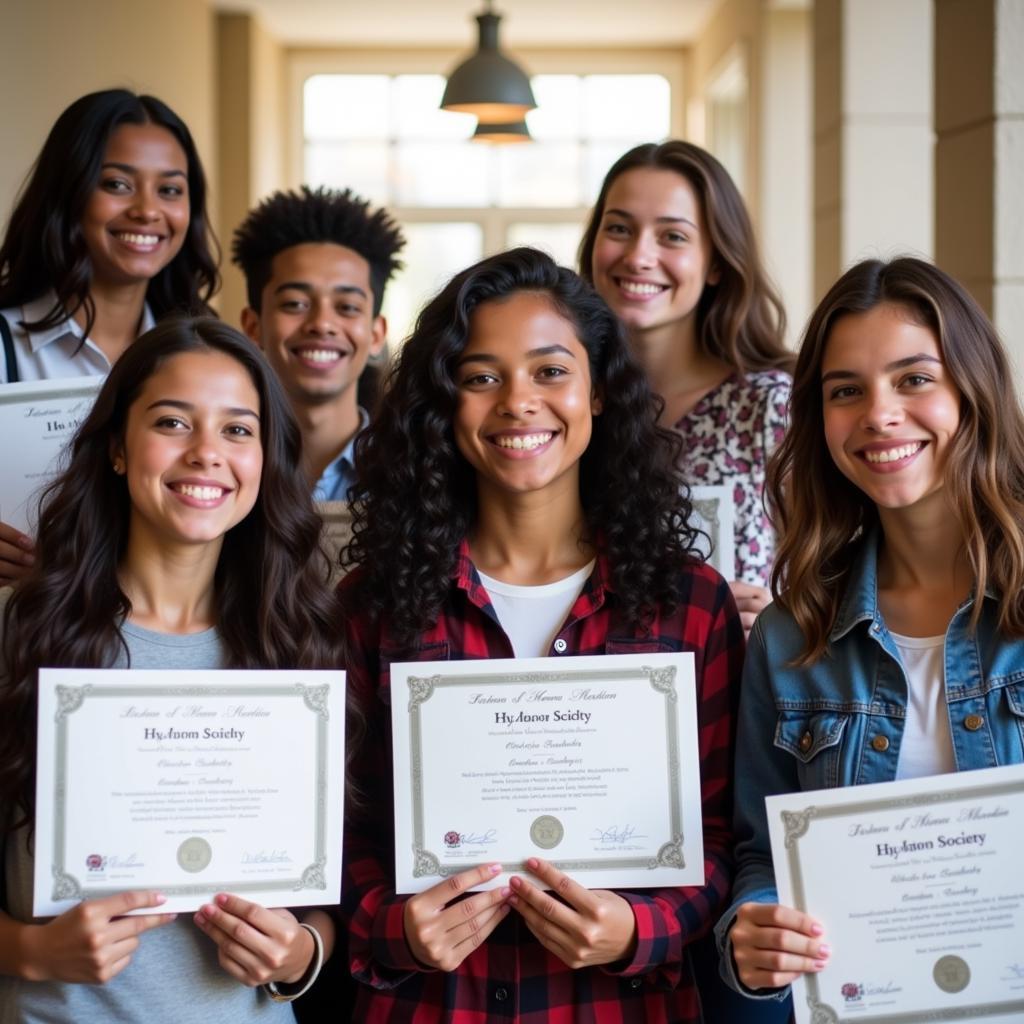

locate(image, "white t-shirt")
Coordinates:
477 562 595 659
890 630 956 780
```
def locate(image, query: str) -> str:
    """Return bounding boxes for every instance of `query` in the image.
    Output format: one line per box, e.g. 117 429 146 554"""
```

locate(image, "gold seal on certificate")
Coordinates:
177 837 213 873
390 653 705 893
33 668 346 916
767 762 1024 1024
530 815 564 850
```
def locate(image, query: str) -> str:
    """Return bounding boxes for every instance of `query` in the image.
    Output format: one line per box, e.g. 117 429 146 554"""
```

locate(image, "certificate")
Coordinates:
689 484 736 582
390 653 704 893
0 376 102 534
767 763 1024 1024
316 500 352 583
34 668 345 916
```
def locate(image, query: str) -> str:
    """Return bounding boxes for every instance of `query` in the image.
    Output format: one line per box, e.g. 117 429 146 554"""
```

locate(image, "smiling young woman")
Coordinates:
716 258 1024 1001
0 318 344 1022
579 142 795 637
0 88 219 584
339 247 743 1023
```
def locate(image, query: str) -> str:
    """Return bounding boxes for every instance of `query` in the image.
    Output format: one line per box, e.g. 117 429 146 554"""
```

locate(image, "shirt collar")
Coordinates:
312 407 370 501
23 291 156 354
452 537 615 617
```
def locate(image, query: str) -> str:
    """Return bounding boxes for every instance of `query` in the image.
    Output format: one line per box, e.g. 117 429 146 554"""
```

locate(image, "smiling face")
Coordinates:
590 167 718 338
241 242 385 409
453 291 602 503
80 122 190 289
115 350 263 556
821 302 961 513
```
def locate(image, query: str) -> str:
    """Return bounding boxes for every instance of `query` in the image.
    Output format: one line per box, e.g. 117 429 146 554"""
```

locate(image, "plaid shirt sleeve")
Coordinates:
340 595 430 988
600 565 742 987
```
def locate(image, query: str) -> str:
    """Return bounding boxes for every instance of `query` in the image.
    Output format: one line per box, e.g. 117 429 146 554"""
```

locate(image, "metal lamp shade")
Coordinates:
471 119 531 143
441 12 536 124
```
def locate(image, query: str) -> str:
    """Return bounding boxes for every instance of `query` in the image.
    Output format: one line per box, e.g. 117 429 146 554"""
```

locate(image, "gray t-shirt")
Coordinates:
0 608 295 1023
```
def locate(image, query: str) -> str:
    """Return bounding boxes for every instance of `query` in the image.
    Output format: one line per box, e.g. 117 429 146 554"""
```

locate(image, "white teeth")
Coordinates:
176 484 225 500
864 442 923 464
495 432 553 450
115 232 160 245
297 349 342 363
619 281 665 296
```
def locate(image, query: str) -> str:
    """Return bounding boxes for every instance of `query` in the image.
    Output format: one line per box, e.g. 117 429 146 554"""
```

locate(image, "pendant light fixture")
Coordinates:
441 1 536 125
471 119 531 143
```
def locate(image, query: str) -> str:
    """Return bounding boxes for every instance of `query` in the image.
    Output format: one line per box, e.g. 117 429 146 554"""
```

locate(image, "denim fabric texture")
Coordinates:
715 530 1024 998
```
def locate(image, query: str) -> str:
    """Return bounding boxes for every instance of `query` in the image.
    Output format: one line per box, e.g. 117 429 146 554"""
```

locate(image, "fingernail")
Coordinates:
194 913 205 926
216 893 229 905
500 887 511 898
154 893 167 905
813 960 827 970
17 534 33 550
489 863 501 875
202 903 215 916
527 857 539 870
508 894 519 906
818 944 831 958
509 876 522 890
810 923 824 936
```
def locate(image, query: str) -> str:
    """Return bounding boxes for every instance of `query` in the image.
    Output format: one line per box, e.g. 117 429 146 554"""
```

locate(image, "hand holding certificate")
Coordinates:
767 763 1024 1024
34 668 345 916
390 652 705 892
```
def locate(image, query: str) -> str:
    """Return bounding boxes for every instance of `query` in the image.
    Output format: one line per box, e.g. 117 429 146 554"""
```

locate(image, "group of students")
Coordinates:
0 86 1022 1024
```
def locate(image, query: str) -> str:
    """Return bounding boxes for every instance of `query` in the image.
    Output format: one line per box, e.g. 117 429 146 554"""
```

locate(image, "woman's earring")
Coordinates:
112 459 125 475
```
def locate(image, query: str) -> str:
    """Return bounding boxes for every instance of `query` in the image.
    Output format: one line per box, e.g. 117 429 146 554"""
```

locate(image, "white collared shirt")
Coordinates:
0 291 155 383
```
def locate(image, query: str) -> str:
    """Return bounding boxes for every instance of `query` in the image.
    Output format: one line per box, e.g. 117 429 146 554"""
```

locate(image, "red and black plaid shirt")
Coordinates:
341 542 742 1023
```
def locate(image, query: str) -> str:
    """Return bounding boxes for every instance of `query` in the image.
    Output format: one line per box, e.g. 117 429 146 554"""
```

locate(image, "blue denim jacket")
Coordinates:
715 531 1024 996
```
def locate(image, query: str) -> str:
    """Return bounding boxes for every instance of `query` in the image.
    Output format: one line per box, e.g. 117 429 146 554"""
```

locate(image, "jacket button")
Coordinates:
871 735 890 753
494 987 508 1002
553 638 568 653
964 714 984 731
630 977 643 989
799 731 813 753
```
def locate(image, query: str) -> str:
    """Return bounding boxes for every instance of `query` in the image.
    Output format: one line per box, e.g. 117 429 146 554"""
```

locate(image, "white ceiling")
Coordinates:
214 0 724 48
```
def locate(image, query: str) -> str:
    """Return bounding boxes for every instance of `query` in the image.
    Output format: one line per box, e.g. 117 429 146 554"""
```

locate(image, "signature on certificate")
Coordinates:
460 829 498 845
591 825 646 844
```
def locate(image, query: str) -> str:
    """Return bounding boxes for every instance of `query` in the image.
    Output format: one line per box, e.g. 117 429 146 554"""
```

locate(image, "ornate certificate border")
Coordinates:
50 683 331 901
689 484 736 582
405 664 685 880
780 776 1024 1023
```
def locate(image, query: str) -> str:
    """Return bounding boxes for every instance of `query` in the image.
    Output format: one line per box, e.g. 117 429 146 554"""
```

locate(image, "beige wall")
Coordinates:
217 11 286 323
0 0 215 232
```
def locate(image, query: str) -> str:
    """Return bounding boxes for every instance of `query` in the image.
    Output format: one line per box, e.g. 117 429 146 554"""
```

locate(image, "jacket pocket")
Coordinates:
774 710 849 789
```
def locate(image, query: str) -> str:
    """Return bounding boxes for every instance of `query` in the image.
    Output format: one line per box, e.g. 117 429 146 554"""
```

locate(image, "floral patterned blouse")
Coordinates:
674 369 792 589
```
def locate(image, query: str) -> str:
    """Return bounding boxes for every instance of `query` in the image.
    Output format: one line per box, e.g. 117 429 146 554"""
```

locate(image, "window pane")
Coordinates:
394 142 491 207
383 223 484 346
525 76 582 140
506 223 585 268
305 141 390 207
304 75 390 140
393 75 476 140
583 75 670 141
497 142 580 207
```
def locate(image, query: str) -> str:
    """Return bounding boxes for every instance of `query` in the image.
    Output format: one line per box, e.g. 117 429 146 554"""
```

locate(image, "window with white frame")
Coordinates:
302 72 671 343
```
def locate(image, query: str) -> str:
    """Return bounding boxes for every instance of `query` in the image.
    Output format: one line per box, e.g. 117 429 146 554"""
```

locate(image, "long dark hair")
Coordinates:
578 140 792 375
769 257 1024 662
343 247 699 646
0 89 219 336
0 318 342 829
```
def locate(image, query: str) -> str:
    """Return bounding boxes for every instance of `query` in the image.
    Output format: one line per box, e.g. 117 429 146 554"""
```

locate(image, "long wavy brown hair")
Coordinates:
769 257 1024 662
578 140 793 376
0 318 345 831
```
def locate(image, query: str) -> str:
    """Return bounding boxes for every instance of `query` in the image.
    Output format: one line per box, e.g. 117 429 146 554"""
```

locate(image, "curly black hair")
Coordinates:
231 185 405 315
343 247 700 646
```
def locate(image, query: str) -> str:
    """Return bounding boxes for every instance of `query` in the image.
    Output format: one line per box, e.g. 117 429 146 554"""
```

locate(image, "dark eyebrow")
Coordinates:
455 344 577 368
821 353 942 385
603 207 698 231
272 282 368 299
101 162 187 179
146 399 260 419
